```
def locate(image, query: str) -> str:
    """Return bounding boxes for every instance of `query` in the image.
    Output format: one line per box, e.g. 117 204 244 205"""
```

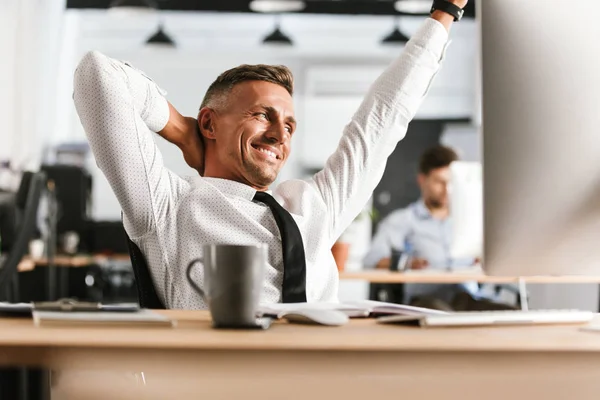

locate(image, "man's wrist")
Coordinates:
430 9 456 32
430 0 467 32
159 102 187 146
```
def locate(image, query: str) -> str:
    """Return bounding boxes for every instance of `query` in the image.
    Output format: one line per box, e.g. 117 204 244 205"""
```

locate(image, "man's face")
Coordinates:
208 81 295 190
418 166 451 209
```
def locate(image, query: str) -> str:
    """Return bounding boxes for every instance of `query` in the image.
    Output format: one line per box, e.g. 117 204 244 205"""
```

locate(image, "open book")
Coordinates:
258 300 447 319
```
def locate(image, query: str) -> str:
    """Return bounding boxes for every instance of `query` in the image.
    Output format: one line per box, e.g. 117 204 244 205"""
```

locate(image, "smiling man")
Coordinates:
73 0 468 309
196 67 296 189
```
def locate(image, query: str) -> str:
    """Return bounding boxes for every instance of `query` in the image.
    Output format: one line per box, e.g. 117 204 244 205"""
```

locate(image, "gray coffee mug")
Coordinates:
186 243 270 329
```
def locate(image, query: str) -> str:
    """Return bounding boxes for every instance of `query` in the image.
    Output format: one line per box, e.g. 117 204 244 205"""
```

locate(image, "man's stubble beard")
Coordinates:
243 158 278 188
426 197 446 210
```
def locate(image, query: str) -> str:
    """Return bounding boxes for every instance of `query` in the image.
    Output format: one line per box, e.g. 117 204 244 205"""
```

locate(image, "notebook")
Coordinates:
258 300 446 319
32 309 175 328
348 300 448 316
377 309 594 328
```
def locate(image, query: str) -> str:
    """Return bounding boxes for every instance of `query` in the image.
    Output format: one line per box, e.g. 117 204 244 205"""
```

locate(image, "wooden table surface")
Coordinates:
0 310 599 400
339 269 600 284
0 310 598 353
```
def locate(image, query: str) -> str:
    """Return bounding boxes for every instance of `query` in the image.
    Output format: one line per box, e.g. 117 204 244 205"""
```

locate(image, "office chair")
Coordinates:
124 230 165 309
0 171 45 301
0 193 16 253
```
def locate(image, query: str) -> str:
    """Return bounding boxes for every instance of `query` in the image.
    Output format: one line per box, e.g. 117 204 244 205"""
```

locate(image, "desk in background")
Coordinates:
17 254 131 272
0 310 599 399
339 269 600 310
16 254 133 303
339 269 600 284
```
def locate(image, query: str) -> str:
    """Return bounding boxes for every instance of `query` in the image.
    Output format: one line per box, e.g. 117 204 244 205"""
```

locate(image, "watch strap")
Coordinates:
430 0 464 22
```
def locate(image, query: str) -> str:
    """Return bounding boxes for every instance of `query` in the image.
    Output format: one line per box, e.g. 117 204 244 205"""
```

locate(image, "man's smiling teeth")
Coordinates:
257 147 277 159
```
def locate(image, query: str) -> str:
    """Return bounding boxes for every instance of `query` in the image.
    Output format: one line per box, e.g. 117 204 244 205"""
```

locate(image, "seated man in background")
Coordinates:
363 145 513 311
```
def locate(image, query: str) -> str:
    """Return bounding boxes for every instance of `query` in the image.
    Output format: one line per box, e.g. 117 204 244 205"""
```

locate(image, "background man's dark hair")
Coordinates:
200 64 294 110
418 145 459 175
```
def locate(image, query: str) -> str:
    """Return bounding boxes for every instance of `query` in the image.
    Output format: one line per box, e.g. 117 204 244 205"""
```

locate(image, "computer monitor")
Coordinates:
449 161 482 260
478 0 600 276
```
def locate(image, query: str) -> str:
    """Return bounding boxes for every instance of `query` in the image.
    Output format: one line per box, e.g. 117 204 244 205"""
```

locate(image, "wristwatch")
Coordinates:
430 0 464 21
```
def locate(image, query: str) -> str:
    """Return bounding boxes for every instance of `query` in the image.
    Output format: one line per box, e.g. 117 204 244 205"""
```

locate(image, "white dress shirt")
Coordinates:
72 18 450 309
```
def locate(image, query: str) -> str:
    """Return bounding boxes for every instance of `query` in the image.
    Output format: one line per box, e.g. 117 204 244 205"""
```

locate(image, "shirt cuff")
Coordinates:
412 17 451 61
148 93 170 133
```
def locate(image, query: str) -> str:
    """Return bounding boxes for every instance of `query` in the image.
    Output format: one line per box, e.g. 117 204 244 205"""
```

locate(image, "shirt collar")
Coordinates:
191 176 274 201
413 199 432 220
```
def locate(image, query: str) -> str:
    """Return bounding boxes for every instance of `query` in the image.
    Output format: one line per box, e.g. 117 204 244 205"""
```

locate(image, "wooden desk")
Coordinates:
16 253 132 301
1 310 600 399
340 270 600 284
18 253 131 272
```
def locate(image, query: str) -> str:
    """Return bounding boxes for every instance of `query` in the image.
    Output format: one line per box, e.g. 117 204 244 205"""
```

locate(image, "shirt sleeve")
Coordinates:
363 210 412 269
309 18 449 241
73 51 188 238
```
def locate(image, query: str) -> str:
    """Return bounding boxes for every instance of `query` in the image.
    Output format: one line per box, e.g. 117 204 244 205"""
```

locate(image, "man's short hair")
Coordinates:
418 145 459 175
200 64 294 110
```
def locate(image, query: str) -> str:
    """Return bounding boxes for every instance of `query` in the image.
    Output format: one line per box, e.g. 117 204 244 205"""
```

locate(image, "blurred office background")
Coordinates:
0 0 595 310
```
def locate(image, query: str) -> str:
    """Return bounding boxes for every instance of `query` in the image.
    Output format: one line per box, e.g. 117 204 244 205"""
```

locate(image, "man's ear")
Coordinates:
198 107 217 140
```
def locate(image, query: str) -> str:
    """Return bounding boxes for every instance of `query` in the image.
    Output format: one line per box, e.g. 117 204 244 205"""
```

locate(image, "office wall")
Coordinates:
0 0 66 170
0 1 18 161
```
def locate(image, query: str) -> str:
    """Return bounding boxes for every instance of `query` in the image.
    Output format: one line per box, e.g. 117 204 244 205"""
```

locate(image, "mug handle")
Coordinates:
186 258 206 302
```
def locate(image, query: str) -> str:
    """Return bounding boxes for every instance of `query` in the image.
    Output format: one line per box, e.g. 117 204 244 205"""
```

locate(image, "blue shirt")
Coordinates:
363 200 479 303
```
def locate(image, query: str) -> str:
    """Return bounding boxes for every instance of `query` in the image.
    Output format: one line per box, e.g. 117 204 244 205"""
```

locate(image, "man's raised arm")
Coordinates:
73 51 190 238
310 4 464 242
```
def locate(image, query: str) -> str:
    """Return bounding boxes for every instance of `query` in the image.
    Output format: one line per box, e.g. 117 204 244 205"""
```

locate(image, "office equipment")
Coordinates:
0 172 45 301
0 302 32 316
33 298 139 312
479 0 600 276
0 300 139 316
87 220 129 254
32 309 174 328
378 309 594 328
449 161 482 259
40 165 91 237
98 260 138 304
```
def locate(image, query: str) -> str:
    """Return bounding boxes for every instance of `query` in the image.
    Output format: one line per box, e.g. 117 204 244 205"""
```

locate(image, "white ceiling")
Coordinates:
68 9 475 57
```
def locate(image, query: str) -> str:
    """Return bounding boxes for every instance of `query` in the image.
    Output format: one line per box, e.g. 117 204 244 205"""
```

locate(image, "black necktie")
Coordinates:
253 191 307 303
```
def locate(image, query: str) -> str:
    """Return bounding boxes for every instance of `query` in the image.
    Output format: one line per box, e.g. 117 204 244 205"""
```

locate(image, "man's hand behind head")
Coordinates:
180 118 205 175
159 102 205 175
